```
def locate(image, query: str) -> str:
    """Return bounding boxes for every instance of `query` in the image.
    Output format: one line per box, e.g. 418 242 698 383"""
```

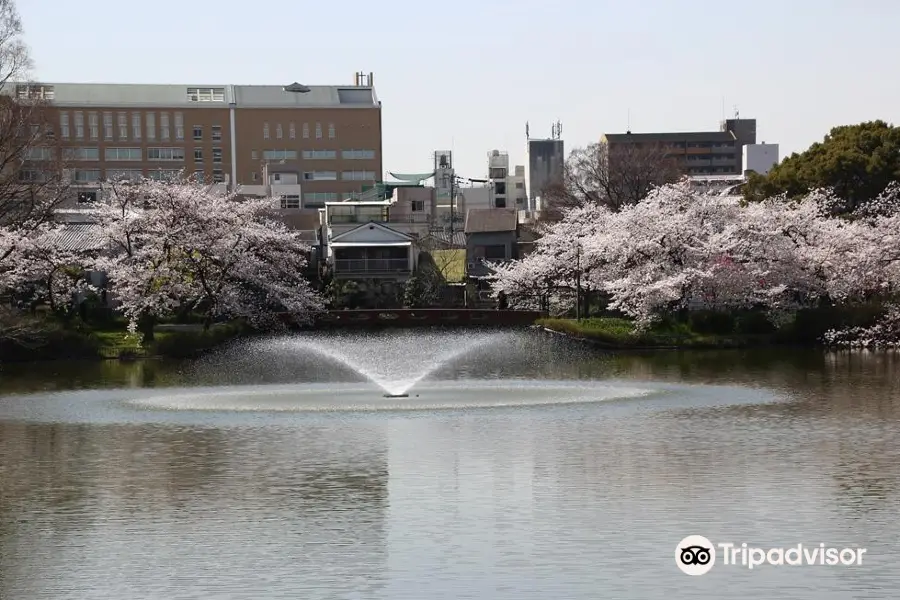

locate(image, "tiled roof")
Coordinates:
46 223 106 251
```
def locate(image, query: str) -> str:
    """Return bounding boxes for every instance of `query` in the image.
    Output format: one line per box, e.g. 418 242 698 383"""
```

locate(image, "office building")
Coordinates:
602 118 757 176
525 122 565 213
11 73 382 213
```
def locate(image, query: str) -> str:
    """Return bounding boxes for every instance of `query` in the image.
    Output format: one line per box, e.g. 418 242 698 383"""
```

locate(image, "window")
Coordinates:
515 181 524 189
66 147 100 161
315 123 322 139
186 87 225 102
211 125 222 142
304 192 337 207
147 147 185 161
88 112 99 140
411 200 425 212
328 123 335 139
251 150 258 160
77 190 98 204
341 170 376 181
44 125 54 140
104 147 141 161
130 112 141 139
212 169 224 183
60 112 69 139
212 147 222 163
117 112 127 140
18 170 42 182
302 150 336 160
193 126 203 141
74 111 84 139
26 147 54 161
146 113 156 140
302 123 309 138
73 169 101 183
16 84 54 100
495 197 506 208
160 113 170 140
262 149 297 160
483 245 507 260
263 122 269 139
494 182 506 195
251 172 258 182
289 123 295 139
489 168 507 179
148 169 180 181
98 112 111 141
276 124 282 139
341 149 375 160
194 148 203 162
303 171 337 181
107 169 143 181
280 195 300 209
193 170 205 182
174 112 184 140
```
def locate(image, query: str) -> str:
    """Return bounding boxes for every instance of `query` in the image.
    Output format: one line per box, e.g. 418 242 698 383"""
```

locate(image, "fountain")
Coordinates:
0 328 691 423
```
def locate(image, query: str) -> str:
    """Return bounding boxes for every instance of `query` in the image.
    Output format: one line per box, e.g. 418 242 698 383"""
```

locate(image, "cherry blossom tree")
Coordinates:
494 181 900 331
93 179 323 336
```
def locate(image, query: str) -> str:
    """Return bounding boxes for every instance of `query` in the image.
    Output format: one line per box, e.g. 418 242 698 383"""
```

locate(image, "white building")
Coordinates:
742 143 779 175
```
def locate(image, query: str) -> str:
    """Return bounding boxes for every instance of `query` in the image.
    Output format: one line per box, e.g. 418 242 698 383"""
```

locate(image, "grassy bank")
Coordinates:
535 317 775 349
0 320 248 363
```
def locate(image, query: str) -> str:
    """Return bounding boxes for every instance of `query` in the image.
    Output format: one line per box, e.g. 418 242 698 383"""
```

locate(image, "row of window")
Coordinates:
263 122 335 140
252 149 376 161
31 145 376 164
68 168 226 183
297 171 376 181
60 111 188 142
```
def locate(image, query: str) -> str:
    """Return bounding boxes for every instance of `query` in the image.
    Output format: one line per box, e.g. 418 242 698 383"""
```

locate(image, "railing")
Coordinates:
329 213 431 225
334 258 410 273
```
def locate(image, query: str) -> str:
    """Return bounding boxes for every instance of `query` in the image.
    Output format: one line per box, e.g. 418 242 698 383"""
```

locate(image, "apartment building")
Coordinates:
601 118 757 176
11 74 382 212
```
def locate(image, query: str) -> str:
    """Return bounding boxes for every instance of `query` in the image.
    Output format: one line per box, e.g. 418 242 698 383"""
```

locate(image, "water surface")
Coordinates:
0 332 898 599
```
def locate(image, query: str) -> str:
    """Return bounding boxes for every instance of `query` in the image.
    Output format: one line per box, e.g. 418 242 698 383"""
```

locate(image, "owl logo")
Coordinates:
675 535 716 575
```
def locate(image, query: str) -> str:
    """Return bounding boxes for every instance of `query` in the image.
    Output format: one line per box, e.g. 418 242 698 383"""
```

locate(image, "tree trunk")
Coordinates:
139 314 156 342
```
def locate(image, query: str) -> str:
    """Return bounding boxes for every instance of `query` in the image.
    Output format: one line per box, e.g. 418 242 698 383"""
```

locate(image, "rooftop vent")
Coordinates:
283 82 311 93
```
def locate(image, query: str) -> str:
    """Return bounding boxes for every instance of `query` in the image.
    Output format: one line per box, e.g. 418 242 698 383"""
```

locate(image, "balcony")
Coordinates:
334 258 410 274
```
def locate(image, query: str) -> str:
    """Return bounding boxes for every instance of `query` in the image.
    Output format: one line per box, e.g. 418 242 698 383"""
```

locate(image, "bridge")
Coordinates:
313 309 546 328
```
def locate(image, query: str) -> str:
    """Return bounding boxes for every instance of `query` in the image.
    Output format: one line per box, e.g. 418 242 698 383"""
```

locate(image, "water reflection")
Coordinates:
0 336 899 598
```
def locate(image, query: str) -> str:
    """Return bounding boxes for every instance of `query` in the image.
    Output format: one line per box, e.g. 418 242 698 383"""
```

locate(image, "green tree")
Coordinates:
743 121 900 213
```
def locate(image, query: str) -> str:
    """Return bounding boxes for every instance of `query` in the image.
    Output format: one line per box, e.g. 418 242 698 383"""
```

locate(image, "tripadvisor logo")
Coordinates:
675 535 867 575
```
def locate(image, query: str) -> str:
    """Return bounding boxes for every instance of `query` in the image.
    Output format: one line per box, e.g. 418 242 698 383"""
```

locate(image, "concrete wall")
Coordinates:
743 143 779 175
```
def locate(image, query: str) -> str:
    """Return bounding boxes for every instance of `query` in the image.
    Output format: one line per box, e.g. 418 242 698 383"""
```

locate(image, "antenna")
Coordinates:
627 108 631 132
733 105 739 119
525 121 529 139
557 120 562 139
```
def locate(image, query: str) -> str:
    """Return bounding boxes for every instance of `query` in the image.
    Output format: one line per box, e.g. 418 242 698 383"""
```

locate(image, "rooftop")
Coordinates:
7 81 379 108
464 208 518 234
603 130 736 143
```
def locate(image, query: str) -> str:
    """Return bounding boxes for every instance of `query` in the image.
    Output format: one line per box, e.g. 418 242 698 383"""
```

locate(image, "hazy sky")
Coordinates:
16 0 900 179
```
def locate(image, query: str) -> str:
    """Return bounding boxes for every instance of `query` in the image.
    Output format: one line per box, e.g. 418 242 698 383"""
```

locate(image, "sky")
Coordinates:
16 0 900 180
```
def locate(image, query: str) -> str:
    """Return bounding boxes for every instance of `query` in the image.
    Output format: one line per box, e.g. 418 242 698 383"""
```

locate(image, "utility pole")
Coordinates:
449 173 455 239
575 243 582 320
